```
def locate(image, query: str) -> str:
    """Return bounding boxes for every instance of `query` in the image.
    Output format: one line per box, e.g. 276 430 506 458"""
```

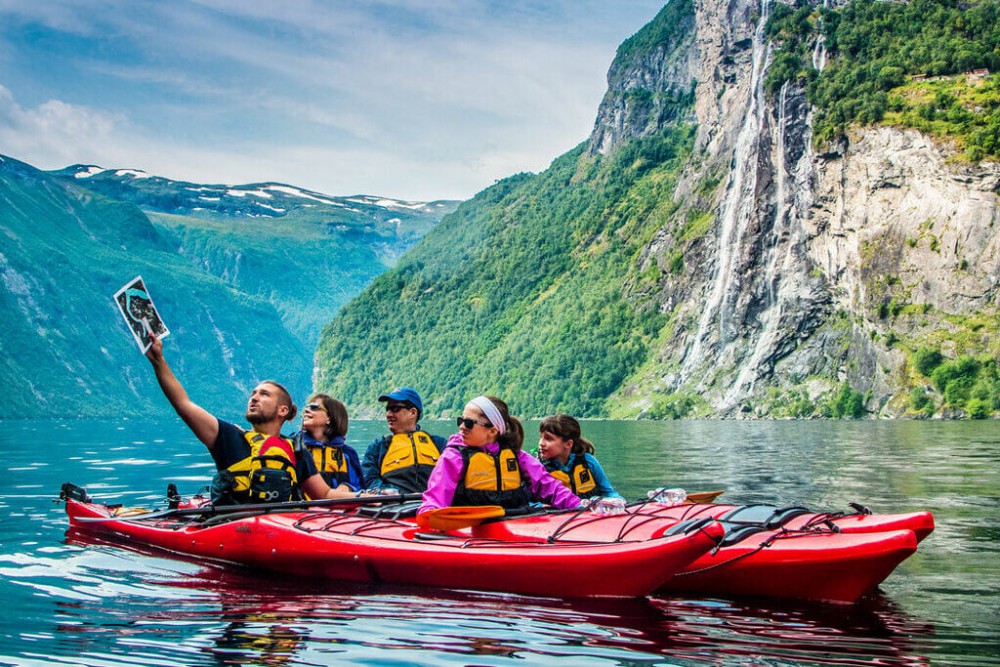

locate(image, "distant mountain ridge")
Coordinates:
51 164 452 227
47 164 459 350
0 153 457 419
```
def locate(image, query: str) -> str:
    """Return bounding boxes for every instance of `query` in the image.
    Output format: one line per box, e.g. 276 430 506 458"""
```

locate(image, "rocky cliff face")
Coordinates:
599 0 1000 417
809 128 1000 411
588 0 700 156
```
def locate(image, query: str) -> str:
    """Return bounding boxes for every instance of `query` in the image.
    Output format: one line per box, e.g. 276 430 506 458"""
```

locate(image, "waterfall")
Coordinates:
724 79 793 406
768 80 790 308
812 36 826 71
681 0 772 382
812 0 828 71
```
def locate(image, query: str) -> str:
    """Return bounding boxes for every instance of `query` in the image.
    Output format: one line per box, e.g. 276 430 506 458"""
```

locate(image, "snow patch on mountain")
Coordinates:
73 166 104 178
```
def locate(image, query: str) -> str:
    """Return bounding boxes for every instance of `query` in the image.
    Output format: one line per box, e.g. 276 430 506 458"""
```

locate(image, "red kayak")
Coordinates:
466 502 927 604
635 501 935 543
63 493 723 599
660 527 916 603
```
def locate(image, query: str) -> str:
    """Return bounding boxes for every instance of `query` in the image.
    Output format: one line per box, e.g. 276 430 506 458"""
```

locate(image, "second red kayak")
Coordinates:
466 500 929 604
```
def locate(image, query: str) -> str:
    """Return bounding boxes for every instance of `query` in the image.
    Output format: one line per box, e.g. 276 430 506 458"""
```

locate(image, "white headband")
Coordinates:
471 396 506 435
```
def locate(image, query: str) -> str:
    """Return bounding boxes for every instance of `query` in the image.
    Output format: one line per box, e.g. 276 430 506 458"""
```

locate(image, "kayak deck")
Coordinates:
464 502 928 604
62 487 931 604
65 497 723 599
637 501 935 542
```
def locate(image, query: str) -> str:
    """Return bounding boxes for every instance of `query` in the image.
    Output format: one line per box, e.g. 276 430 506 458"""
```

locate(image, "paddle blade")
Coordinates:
417 505 505 531
686 490 725 504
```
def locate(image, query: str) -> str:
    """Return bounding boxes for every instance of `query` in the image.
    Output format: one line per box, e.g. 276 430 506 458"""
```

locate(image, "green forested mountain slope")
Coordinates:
0 155 311 418
766 0 1000 157
316 0 1000 419
146 210 396 350
315 128 696 416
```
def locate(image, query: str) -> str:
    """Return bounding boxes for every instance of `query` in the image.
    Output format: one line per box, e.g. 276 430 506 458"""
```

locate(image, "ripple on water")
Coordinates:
1 418 998 666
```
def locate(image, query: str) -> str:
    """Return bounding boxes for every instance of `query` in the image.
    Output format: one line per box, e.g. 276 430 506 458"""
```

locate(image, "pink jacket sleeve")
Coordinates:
418 433 465 515
518 450 582 510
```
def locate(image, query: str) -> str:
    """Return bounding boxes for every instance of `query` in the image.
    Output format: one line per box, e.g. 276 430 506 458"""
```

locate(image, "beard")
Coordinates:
246 406 278 425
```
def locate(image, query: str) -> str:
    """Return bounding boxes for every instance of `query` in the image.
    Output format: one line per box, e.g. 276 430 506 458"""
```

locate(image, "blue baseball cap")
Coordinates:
378 387 423 418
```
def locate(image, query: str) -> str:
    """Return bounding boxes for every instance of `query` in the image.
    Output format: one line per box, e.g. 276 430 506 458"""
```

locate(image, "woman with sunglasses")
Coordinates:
293 393 363 496
417 396 582 517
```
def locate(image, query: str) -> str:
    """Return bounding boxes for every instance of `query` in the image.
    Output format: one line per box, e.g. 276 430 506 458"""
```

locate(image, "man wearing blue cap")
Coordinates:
361 387 446 494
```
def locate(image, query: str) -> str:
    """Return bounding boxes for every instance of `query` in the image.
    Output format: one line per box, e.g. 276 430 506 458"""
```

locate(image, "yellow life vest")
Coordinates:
311 444 348 478
455 446 530 509
545 456 597 498
223 431 298 503
380 430 440 493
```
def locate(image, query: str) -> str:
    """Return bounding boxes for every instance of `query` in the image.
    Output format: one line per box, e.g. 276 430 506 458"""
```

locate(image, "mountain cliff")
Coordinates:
614 0 1000 418
316 0 1000 419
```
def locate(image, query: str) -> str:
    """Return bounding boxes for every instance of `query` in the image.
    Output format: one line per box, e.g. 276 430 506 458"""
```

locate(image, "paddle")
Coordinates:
414 492 728 531
74 491 424 523
686 490 725 504
416 505 506 531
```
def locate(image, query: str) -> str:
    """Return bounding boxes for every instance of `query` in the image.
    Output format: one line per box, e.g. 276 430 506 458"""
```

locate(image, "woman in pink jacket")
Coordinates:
418 395 581 517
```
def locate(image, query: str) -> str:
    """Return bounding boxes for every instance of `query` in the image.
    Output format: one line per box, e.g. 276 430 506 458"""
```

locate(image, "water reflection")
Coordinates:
22 530 943 666
1 418 998 665
650 595 936 666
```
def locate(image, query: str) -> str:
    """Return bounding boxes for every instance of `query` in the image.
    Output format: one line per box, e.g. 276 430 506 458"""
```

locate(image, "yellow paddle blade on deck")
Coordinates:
686 490 725 504
417 505 506 531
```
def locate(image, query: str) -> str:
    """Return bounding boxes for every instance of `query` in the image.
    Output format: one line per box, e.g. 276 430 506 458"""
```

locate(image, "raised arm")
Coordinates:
145 334 219 448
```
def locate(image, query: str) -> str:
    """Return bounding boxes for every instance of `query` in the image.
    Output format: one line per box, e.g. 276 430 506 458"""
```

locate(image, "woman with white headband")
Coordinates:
417 395 582 517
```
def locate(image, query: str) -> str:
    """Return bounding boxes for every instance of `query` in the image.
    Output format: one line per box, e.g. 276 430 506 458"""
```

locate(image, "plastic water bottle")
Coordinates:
647 487 686 506
590 497 627 515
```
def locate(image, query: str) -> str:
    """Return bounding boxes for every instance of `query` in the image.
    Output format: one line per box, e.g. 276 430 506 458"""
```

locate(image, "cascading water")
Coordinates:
724 80 794 406
812 0 828 71
812 37 826 71
769 81 790 309
681 0 772 384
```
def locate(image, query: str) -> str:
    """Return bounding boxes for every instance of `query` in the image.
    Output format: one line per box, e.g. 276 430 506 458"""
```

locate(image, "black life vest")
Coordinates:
379 430 440 494
544 454 597 498
453 445 530 510
212 431 298 505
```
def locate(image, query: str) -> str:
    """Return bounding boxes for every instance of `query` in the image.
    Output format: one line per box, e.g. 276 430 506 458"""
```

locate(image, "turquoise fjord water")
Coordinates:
0 418 997 666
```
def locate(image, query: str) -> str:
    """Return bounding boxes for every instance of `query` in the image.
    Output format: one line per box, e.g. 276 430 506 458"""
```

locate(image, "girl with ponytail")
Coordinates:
418 396 581 516
537 414 621 500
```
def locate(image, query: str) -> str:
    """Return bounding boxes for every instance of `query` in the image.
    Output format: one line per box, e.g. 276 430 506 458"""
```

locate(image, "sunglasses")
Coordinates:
386 403 414 413
456 416 492 430
305 402 327 413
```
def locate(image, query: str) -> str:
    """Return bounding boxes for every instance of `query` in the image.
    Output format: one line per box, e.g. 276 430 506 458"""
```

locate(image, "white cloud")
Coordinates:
0 1 664 200
0 85 126 168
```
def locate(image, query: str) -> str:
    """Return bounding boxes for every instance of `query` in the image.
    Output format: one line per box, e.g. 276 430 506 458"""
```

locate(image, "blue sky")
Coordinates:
0 1 665 201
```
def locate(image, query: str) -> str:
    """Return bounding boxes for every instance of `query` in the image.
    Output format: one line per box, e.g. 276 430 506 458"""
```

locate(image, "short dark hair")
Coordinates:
261 380 296 422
